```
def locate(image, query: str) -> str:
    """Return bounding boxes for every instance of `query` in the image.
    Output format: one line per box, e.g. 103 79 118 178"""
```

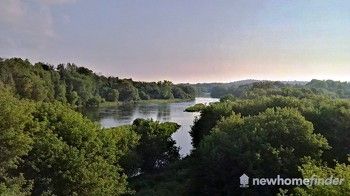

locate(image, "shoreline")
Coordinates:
99 98 195 107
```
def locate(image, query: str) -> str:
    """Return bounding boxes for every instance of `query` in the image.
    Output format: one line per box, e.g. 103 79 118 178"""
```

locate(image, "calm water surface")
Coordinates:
84 97 219 156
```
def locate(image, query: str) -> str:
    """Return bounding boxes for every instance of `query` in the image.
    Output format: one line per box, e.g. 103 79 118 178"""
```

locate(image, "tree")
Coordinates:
306 79 350 98
102 126 140 177
139 90 150 100
0 87 33 195
54 82 67 103
118 81 140 102
191 108 329 195
191 95 350 164
0 57 197 106
20 102 131 195
67 90 79 106
190 101 235 147
159 81 174 99
210 86 228 98
303 99 350 163
185 103 206 112
85 96 101 107
179 85 196 99
107 89 119 102
171 86 187 99
294 160 350 195
128 119 180 174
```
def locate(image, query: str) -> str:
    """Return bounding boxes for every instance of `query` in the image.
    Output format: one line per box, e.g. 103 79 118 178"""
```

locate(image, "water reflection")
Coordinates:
157 104 171 121
84 97 219 156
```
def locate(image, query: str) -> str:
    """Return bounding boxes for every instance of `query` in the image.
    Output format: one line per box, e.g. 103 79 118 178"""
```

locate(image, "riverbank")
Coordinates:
99 98 194 107
85 97 219 156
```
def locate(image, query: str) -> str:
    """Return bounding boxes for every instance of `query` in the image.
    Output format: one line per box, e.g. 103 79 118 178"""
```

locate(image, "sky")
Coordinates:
0 0 349 83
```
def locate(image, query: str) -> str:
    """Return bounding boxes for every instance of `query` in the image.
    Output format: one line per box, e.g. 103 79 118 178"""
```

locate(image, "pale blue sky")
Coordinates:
0 0 349 83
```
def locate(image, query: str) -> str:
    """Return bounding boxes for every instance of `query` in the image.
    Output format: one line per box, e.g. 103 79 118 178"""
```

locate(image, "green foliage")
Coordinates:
0 57 196 108
118 80 140 102
294 160 350 195
100 86 119 102
100 125 140 164
190 101 235 147
184 103 206 112
0 91 142 195
0 58 55 102
219 94 236 102
85 96 101 108
171 86 187 99
306 79 350 98
2 57 350 195
108 89 119 101
191 79 261 97
0 174 32 196
206 80 350 99
54 82 67 103
304 99 350 163
130 157 194 196
178 84 196 99
127 119 181 174
186 88 350 195
0 88 33 175
158 81 174 99
0 87 33 195
210 86 228 98
191 108 329 195
191 95 350 163
139 90 151 100
20 102 131 195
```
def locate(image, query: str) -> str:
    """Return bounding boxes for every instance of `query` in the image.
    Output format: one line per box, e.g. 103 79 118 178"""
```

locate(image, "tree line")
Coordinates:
130 82 350 195
0 58 196 108
0 83 181 195
1 57 349 195
207 80 350 99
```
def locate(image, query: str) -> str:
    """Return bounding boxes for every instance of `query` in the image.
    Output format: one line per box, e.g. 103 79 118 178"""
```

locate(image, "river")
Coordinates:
84 97 219 156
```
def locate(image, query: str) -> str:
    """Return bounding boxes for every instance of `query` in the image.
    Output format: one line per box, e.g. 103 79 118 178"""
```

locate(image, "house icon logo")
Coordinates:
240 173 249 188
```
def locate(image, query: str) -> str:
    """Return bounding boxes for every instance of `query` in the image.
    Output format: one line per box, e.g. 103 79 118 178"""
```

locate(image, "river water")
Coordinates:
84 97 219 156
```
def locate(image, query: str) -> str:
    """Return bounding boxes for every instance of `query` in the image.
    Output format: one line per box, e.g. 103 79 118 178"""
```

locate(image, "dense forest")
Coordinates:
0 85 180 195
201 79 350 99
0 57 349 195
0 58 196 108
133 82 350 195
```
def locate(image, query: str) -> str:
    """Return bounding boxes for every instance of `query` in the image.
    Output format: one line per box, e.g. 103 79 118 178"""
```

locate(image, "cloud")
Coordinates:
0 0 77 54
62 14 71 24
38 0 77 5
0 0 55 37
0 0 26 25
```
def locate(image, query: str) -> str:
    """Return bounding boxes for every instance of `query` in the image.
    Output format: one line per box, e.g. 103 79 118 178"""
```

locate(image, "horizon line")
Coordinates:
2 56 349 84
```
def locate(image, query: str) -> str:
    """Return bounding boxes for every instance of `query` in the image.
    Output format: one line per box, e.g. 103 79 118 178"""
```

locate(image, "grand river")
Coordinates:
84 97 219 156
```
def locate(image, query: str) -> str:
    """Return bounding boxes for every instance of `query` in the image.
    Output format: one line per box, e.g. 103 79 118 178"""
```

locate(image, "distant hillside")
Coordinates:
306 79 350 98
187 79 349 99
183 79 259 96
187 79 308 96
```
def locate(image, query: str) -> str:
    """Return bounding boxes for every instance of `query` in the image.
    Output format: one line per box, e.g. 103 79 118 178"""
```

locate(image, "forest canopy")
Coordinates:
191 79 350 99
0 84 180 195
0 58 196 108
0 57 349 195
132 80 350 195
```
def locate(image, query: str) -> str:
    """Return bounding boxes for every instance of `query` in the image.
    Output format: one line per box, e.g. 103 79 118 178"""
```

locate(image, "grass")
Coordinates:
99 98 194 108
136 98 193 104
99 101 122 107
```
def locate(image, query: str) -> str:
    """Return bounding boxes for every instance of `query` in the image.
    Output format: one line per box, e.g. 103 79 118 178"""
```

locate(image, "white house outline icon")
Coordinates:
240 173 249 188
